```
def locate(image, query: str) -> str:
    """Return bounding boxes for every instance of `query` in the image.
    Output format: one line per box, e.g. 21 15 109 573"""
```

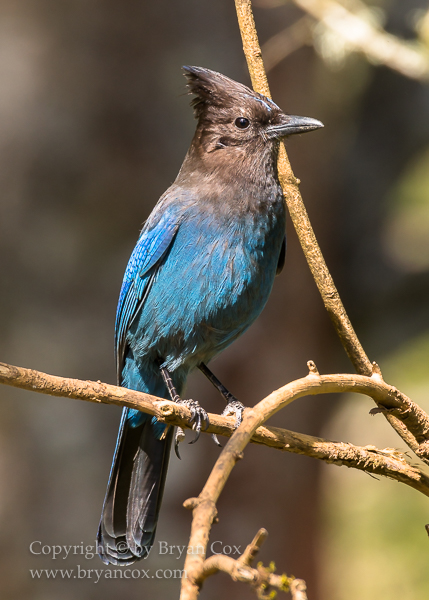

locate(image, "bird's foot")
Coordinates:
212 400 245 447
179 398 210 441
174 398 209 458
222 399 245 426
159 364 209 455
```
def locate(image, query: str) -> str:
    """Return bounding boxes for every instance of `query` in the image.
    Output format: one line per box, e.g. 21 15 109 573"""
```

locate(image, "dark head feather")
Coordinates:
183 66 278 121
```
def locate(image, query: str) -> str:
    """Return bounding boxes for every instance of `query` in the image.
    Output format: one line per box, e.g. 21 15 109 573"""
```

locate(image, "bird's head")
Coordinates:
183 66 323 155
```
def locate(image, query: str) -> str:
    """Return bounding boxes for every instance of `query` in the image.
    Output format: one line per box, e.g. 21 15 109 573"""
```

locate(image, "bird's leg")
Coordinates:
159 364 209 458
199 362 237 403
159 364 181 403
198 362 245 423
198 362 245 446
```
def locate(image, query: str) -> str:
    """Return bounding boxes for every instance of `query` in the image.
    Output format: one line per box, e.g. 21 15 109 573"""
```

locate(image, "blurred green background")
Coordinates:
0 0 428 598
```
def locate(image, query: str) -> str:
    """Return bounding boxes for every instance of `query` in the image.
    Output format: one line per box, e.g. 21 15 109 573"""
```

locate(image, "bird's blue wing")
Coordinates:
115 213 180 375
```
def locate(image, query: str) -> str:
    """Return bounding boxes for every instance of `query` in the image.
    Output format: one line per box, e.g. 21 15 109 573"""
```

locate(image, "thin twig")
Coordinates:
197 553 295 598
235 0 373 377
237 528 268 566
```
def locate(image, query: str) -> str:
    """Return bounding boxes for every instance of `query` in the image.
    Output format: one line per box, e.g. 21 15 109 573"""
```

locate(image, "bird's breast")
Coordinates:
130 195 285 372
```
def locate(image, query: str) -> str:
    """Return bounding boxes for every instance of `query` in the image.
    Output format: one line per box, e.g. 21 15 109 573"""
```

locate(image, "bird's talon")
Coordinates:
175 427 185 459
192 416 200 433
189 429 201 444
212 433 222 447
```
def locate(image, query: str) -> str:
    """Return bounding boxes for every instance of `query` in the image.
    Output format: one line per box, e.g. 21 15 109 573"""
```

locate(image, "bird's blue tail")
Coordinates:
97 363 172 565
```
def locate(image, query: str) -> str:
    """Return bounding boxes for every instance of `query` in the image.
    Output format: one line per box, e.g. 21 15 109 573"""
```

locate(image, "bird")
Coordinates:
97 66 323 565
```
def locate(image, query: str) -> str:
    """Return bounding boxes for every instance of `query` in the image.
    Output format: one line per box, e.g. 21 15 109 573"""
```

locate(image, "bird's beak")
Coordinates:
266 114 324 139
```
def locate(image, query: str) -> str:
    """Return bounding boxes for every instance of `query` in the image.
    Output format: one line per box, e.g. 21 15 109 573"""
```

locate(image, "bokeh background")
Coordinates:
1 0 429 598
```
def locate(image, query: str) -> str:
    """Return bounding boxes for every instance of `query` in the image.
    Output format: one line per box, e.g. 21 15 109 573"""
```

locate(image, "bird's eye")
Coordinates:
235 117 250 129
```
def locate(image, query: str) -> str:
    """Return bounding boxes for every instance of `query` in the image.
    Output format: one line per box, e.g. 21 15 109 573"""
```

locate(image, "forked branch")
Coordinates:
179 357 429 598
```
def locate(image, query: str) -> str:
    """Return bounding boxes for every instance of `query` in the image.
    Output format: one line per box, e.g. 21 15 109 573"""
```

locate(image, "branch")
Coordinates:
235 0 372 377
1 359 429 488
196 528 307 599
255 427 429 497
178 358 429 598
2 360 429 597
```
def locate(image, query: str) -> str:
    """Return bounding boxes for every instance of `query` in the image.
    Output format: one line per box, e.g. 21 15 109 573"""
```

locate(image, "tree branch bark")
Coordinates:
1 359 428 489
235 0 373 377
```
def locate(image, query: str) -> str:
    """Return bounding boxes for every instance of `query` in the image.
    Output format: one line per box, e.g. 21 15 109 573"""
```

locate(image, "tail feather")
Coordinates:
98 408 173 565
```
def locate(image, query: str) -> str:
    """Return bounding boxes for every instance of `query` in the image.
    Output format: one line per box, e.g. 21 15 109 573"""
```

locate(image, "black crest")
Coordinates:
183 66 276 121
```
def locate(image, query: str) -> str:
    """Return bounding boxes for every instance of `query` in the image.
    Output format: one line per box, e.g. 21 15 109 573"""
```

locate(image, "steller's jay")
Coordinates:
97 66 323 565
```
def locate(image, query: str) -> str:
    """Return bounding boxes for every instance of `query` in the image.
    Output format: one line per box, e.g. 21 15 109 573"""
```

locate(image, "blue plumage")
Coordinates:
97 66 322 565
115 212 181 369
